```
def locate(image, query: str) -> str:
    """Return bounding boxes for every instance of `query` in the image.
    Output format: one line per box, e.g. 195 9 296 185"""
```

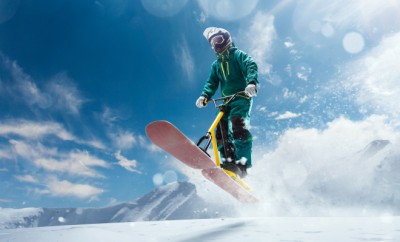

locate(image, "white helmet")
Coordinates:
203 27 232 54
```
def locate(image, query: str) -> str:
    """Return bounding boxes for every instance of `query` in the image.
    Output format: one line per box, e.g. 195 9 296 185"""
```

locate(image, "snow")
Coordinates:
244 119 400 217
0 208 43 228
1 217 399 242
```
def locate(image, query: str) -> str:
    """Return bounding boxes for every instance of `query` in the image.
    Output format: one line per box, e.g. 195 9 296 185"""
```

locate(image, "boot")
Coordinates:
221 162 247 178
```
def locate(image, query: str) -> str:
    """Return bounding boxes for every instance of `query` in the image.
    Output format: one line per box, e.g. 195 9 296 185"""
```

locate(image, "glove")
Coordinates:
245 84 257 97
196 96 207 108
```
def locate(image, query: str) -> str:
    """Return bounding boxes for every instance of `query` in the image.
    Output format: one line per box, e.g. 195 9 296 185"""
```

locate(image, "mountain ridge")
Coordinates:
0 181 234 229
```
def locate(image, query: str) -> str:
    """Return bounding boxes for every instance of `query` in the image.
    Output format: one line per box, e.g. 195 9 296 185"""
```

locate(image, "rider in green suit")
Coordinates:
196 27 259 178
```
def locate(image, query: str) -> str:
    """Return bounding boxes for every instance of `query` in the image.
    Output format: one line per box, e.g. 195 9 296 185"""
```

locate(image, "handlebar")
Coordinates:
206 91 248 109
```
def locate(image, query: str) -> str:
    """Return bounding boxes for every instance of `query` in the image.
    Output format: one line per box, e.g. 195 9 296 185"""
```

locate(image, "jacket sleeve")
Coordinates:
235 50 258 86
201 62 219 99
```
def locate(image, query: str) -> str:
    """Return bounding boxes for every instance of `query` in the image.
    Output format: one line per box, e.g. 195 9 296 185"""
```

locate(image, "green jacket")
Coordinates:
201 46 258 99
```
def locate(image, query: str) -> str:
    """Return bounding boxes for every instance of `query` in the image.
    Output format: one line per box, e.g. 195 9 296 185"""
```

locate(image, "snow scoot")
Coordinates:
146 92 258 203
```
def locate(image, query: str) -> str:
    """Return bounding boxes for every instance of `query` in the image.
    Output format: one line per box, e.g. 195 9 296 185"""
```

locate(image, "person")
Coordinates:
196 27 258 178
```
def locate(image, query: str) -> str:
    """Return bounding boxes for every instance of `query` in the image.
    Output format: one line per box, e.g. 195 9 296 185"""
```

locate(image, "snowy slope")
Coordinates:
0 182 234 229
1 217 399 242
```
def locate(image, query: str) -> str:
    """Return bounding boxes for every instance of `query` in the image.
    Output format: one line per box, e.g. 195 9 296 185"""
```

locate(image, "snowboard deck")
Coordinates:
146 120 215 169
146 120 258 203
202 168 258 203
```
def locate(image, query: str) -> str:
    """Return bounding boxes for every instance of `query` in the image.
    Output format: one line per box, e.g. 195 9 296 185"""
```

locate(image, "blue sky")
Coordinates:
1 0 400 210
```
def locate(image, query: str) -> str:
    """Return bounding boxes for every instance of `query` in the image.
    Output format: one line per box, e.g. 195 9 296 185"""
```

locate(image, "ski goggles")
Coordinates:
210 35 225 48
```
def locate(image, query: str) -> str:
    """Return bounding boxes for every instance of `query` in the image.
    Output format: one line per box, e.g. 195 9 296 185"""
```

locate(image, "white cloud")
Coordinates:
109 129 137 150
275 111 301 120
282 88 296 99
47 73 85 115
144 142 162 153
284 40 295 48
135 134 160 153
2 56 51 109
9 140 57 160
114 151 140 173
0 54 84 114
241 12 277 77
14 175 39 184
295 64 312 81
108 127 153 151
0 120 75 141
100 106 120 126
256 106 268 113
0 148 11 159
34 150 109 178
82 139 106 150
20 78 50 108
341 32 400 121
299 96 308 104
0 119 105 150
174 36 194 82
10 140 109 178
40 177 104 199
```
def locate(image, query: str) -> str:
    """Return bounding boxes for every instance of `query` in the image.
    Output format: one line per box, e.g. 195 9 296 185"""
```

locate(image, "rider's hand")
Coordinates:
245 83 257 97
196 96 207 108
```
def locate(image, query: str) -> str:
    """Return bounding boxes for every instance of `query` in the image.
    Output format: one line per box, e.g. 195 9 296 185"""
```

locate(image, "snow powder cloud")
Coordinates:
246 115 399 216
341 32 400 122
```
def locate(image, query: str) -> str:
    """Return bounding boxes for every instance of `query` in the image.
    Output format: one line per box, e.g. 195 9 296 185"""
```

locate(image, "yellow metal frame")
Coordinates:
207 110 225 167
203 102 252 191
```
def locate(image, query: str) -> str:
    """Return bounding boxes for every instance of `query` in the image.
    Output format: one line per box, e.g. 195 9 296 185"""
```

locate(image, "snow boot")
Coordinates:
221 162 247 178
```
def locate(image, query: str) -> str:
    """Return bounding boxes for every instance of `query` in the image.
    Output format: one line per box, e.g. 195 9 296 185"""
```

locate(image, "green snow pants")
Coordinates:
216 98 253 168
